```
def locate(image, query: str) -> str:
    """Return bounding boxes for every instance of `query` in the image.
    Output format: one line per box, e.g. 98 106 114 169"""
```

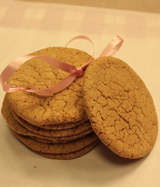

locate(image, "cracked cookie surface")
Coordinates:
7 47 92 125
83 56 158 159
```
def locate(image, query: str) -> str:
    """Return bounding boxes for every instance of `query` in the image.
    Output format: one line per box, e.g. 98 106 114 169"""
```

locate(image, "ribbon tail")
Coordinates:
99 35 124 57
1 83 18 92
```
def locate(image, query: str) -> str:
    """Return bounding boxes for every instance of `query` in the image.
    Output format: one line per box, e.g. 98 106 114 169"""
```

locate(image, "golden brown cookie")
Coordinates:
10 107 91 137
30 134 90 144
34 140 100 159
1 97 93 141
83 56 158 159
7 47 92 126
1 96 93 142
28 128 93 142
13 130 99 154
11 107 87 130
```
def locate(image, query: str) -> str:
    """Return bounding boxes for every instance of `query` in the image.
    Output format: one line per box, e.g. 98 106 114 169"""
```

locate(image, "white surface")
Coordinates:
0 0 160 186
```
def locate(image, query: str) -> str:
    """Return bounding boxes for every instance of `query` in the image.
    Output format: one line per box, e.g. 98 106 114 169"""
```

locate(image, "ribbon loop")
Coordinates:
0 35 124 96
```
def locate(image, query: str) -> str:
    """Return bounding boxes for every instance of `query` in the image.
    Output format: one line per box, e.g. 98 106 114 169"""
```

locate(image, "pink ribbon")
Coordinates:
0 35 123 96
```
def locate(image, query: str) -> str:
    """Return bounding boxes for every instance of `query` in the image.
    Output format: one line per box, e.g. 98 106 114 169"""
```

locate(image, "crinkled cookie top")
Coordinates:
7 47 92 125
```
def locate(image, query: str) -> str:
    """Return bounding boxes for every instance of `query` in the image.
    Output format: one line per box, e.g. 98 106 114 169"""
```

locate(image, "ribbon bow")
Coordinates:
0 35 123 96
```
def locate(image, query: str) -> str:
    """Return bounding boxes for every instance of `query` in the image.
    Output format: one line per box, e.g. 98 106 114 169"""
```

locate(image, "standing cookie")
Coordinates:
83 56 158 159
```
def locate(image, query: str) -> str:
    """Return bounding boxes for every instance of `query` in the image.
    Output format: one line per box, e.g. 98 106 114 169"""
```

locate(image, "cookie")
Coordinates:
83 56 158 159
31 119 87 130
7 47 92 126
31 128 93 142
10 107 91 137
30 134 90 144
11 107 87 130
34 140 100 159
13 130 99 154
1 96 93 141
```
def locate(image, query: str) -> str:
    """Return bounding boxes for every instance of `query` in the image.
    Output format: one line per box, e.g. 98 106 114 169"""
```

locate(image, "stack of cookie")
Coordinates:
1 47 100 159
1 46 158 160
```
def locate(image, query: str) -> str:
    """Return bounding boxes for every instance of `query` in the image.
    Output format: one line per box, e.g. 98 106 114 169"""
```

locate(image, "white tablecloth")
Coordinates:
0 0 160 187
